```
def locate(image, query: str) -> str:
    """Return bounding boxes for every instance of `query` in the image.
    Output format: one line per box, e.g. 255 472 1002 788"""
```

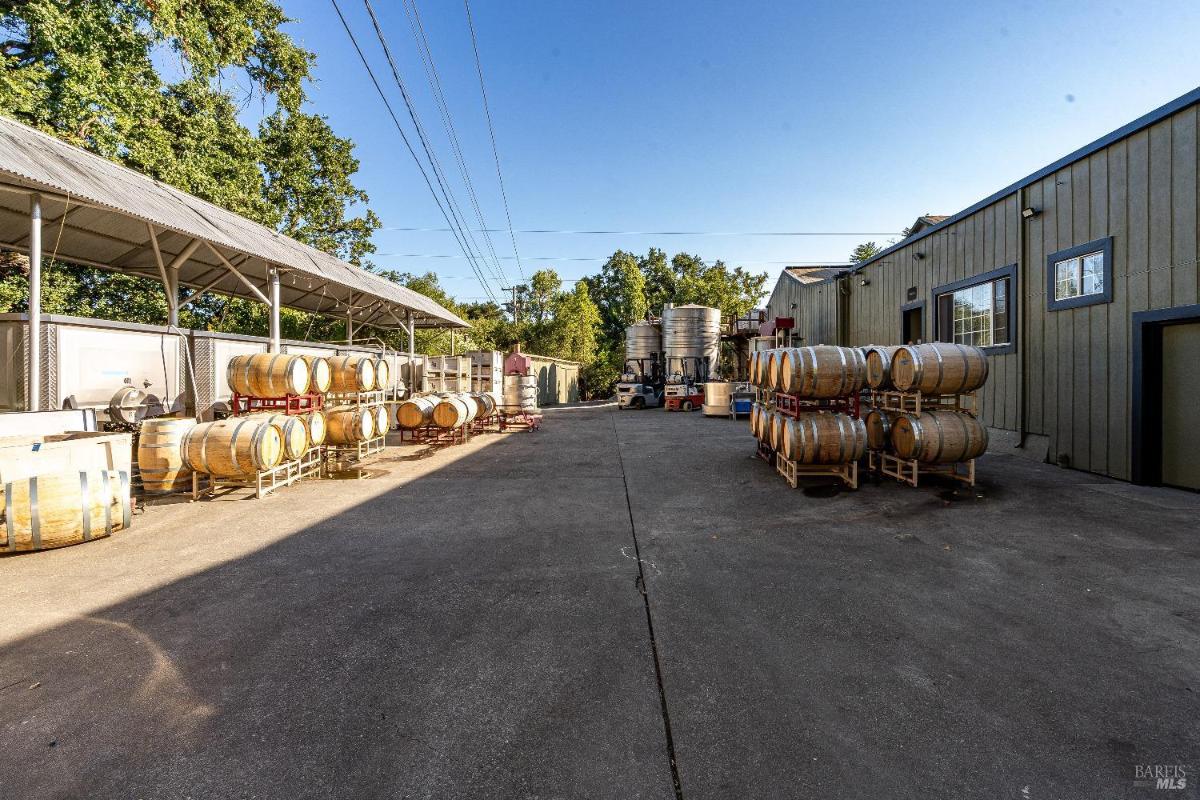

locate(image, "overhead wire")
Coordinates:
329 0 497 303
360 0 500 302
463 0 525 283
400 0 508 287
382 226 905 236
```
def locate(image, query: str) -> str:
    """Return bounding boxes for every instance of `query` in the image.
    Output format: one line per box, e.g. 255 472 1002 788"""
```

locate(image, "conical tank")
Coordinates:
662 304 722 381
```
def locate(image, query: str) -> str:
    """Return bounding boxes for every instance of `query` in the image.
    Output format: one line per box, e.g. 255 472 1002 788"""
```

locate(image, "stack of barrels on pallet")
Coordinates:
395 390 498 443
862 343 989 484
134 352 392 495
748 345 868 468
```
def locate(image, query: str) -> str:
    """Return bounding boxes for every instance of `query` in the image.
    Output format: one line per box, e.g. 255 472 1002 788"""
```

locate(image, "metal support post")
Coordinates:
28 194 42 411
269 267 281 352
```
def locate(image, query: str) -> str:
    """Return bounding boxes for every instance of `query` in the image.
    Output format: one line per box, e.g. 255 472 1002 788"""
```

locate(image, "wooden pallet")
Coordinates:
869 389 975 415
192 445 324 500
755 440 775 466
775 455 858 490
870 450 975 487
774 392 860 419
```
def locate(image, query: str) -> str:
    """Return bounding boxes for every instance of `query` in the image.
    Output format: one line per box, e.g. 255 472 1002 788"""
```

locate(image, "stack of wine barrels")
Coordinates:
182 417 284 478
862 342 990 465
748 345 867 466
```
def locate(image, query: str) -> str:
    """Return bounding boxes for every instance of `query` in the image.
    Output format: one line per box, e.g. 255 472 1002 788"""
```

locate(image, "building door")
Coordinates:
902 304 924 344
1161 322 1200 490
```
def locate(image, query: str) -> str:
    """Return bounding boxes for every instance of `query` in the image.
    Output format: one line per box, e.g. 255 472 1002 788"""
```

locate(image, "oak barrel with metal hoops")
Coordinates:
890 411 988 463
778 345 867 398
750 351 762 387
301 356 332 394
137 417 196 494
326 356 376 394
778 412 867 464
249 413 309 461
302 409 327 446
864 345 903 390
227 353 310 398
750 403 767 440
890 343 989 394
763 349 786 391
396 396 437 429
373 359 391 391
372 405 390 437
864 408 899 451
472 392 497 418
769 409 791 451
324 406 374 445
432 395 478 429
3 468 132 552
182 418 283 477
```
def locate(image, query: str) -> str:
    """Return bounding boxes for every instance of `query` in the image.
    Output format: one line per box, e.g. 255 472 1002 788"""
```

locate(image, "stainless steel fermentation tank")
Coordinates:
661 304 722 382
623 321 662 379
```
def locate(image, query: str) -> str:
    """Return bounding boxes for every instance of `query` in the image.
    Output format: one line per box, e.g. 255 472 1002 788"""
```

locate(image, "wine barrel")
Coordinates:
327 356 376 394
374 359 391 391
749 351 762 387
863 408 898 451
250 413 308 461
501 375 538 413
303 409 327 446
891 411 988 463
397 396 437 429
227 353 310 398
325 406 374 444
137 417 196 495
863 345 902 390
182 418 283 477
302 356 332 394
890 343 989 394
778 346 867 398
769 410 789 451
372 405 390 437
472 392 497 418
4 468 132 552
778 413 867 464
432 395 477 429
763 349 786 391
749 403 761 438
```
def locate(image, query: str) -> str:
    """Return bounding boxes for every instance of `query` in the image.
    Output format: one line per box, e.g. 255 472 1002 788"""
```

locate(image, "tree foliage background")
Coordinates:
0 1 767 398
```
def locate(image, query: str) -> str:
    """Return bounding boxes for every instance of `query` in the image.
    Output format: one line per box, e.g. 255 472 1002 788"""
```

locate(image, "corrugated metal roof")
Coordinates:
0 115 468 329
784 265 854 284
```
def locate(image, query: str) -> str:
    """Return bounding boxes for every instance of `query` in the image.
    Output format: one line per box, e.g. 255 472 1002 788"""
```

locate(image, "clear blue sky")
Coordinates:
276 0 1200 303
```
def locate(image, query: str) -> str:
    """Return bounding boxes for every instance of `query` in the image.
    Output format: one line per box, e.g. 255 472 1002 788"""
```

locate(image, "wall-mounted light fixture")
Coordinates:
1021 206 1040 220
860 278 870 287
912 252 925 260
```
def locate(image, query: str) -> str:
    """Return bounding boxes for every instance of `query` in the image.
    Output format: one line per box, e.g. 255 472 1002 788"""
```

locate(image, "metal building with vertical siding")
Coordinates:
764 87 1200 490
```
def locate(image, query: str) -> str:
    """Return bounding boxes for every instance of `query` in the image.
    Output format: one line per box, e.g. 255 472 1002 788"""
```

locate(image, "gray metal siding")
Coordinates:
765 274 842 346
765 100 1200 482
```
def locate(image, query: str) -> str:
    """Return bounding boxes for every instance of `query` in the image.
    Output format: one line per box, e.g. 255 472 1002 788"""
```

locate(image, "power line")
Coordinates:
381 226 904 236
463 0 525 283
400 0 508 287
329 0 497 303
375 253 849 265
360 0 500 302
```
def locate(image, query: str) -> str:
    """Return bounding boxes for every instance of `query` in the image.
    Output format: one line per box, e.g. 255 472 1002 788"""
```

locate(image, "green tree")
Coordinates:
0 0 379 332
588 250 648 344
850 241 883 263
638 247 674 316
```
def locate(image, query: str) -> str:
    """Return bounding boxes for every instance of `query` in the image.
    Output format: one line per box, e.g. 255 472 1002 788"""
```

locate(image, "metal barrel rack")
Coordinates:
498 411 542 432
323 389 388 466
865 389 979 488
231 391 324 416
191 445 323 500
399 424 470 445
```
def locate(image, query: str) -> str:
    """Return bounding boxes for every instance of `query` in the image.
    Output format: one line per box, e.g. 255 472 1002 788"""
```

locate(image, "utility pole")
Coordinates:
500 284 526 325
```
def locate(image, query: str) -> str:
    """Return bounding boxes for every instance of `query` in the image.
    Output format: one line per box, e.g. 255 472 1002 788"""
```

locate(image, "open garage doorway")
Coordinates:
1132 305 1200 490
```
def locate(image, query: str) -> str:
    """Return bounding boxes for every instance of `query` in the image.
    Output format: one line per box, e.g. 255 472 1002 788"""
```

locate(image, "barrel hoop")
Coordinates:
79 471 92 541
29 477 40 549
930 413 947 463
197 423 216 474
119 471 131 529
840 347 849 398
955 411 972 460
931 346 945 393
229 418 252 473
248 418 269 471
4 482 13 550
241 355 255 396
834 412 848 463
907 414 922 458
100 468 114 535
955 344 969 393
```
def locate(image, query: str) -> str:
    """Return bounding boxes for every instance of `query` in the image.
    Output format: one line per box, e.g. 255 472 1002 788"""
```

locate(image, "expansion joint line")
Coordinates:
609 410 685 800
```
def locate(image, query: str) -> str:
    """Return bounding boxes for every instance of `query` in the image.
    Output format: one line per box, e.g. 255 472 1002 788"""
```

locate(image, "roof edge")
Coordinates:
851 84 1200 275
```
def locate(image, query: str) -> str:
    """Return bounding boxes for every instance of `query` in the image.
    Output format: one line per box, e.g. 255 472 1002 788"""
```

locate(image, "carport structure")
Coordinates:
0 115 468 409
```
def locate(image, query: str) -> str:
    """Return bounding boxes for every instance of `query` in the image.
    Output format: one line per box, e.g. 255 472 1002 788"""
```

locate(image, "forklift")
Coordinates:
616 356 664 409
663 356 708 412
